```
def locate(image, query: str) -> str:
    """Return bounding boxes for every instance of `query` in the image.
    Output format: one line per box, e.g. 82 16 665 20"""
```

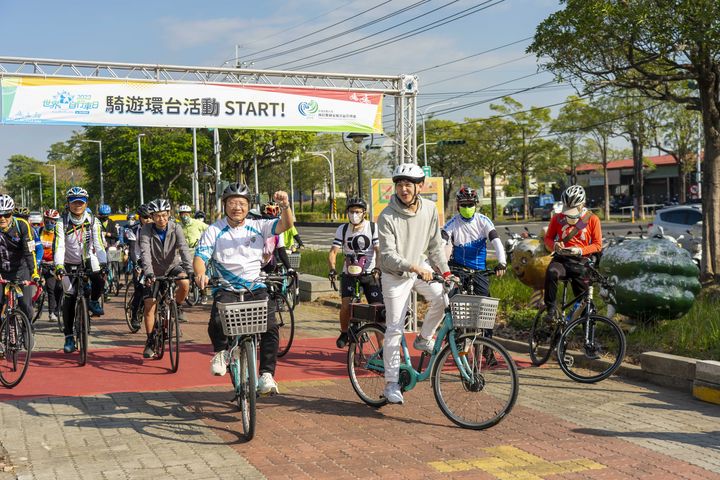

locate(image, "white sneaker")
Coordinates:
413 334 435 354
383 382 404 404
210 351 228 376
257 372 279 395
49 313 58 322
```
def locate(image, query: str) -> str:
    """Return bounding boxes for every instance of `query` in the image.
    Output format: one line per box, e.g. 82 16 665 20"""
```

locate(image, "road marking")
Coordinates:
429 445 606 479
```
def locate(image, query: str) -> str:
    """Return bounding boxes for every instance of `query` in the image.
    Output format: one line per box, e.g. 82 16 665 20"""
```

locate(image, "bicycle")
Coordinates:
104 246 122 299
30 271 46 325
123 271 144 333
347 273 519 430
147 275 182 373
214 284 269 441
263 273 295 358
0 278 33 388
528 260 625 383
61 266 94 366
275 263 299 309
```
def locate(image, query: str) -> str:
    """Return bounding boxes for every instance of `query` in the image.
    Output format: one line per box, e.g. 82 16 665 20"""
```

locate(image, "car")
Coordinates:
503 196 541 218
648 204 702 238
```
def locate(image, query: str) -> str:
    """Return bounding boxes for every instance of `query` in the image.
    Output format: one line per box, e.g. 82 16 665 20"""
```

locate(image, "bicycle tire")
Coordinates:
56 295 64 333
347 323 388 408
31 289 46 325
529 308 559 366
111 263 121 296
154 303 166 360
557 314 626 383
239 339 257 440
275 294 295 358
0 310 33 388
77 296 89 366
287 276 299 309
167 301 180 373
185 284 202 307
432 334 518 430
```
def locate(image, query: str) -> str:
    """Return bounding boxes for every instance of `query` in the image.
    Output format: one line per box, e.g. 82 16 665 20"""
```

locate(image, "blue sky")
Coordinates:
0 0 570 169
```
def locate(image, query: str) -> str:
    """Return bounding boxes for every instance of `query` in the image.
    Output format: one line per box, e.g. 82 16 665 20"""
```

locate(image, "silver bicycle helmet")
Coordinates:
0 194 14 214
148 198 171 213
222 183 252 202
391 163 425 184
177 204 192 213
561 185 586 208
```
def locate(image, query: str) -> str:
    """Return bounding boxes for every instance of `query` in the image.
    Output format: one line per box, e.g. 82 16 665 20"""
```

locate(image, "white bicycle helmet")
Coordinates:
177 204 192 213
148 198 171 213
561 185 586 208
66 186 89 202
28 214 43 225
0 194 14 214
392 163 425 184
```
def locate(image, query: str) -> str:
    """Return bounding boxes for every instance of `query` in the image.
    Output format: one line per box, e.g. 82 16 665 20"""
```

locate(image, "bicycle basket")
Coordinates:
449 295 499 330
350 303 385 324
107 247 122 263
288 253 301 269
217 299 268 336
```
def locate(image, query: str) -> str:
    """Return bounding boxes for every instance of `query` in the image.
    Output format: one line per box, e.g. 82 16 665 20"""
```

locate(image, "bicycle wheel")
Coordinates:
557 314 626 383
31 289 46 325
154 303 166 360
275 294 295 358
0 310 33 388
529 308 560 366
185 284 202 307
238 339 257 440
123 284 138 332
56 295 64 333
347 323 388 408
76 296 89 366
287 276 299 308
111 263 121 296
432 333 518 430
167 301 180 373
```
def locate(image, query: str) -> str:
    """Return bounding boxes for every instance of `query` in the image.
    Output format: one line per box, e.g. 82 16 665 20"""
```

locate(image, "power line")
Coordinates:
423 54 534 87
413 37 532 74
272 0 504 70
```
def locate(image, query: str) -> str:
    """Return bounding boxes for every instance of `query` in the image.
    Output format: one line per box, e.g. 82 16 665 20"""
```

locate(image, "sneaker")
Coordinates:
413 334 435 354
88 300 104 316
49 313 58 322
383 382 404 404
584 344 600 360
63 335 76 354
542 307 560 327
210 351 228 376
258 372 279 395
143 338 155 359
335 331 349 349
177 306 188 323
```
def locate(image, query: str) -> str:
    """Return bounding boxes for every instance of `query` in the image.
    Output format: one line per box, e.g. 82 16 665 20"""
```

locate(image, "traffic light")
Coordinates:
437 139 466 146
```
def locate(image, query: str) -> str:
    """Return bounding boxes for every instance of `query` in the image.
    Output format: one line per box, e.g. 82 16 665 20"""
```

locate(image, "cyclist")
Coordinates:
139 199 192 358
0 194 40 322
328 197 383 348
194 184 294 395
542 185 603 323
14 207 43 265
124 204 153 329
38 209 63 322
178 204 208 248
54 187 107 353
260 202 293 272
97 204 119 247
377 163 452 405
194 210 207 224
279 206 304 253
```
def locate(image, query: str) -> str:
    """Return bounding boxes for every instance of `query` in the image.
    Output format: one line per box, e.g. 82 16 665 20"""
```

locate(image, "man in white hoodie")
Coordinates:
377 163 452 405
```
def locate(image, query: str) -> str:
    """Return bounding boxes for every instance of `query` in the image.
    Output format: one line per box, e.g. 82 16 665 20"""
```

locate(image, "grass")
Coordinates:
298 248 719 360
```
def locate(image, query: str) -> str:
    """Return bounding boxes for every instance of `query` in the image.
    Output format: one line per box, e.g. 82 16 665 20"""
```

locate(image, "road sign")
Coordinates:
422 165 432 177
690 184 699 194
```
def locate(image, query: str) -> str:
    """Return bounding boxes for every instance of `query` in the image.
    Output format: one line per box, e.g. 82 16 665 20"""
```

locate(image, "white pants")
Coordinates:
382 269 447 383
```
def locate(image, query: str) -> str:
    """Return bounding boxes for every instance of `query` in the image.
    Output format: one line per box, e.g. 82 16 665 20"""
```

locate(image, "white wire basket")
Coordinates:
288 253 301 269
217 299 268 336
449 295 499 330
107 247 122 263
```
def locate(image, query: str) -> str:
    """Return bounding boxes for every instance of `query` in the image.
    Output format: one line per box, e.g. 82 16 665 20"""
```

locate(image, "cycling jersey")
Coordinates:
180 217 208 248
442 213 498 270
38 226 55 264
0 217 38 279
282 226 302 250
195 217 278 291
53 211 107 271
544 210 602 256
332 221 378 273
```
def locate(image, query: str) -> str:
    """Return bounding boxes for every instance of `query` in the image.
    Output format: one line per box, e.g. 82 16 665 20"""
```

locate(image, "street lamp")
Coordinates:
201 164 216 216
418 102 457 168
344 132 373 199
307 150 337 220
81 140 104 205
137 133 145 205
46 163 57 209
29 172 42 208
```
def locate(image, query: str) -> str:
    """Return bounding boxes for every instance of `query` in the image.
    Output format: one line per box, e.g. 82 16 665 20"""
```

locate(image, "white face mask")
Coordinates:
348 212 364 225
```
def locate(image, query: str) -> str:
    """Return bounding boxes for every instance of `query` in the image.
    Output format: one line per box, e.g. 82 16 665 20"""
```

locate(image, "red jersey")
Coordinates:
544 212 602 256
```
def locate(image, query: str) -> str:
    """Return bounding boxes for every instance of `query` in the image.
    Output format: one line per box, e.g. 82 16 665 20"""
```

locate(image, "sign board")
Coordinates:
422 165 432 177
370 177 445 224
0 76 384 133
690 184 699 195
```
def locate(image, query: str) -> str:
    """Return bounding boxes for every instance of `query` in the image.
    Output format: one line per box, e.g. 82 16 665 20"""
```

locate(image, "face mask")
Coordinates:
566 216 579 225
180 215 191 225
348 212 364 225
459 206 475 219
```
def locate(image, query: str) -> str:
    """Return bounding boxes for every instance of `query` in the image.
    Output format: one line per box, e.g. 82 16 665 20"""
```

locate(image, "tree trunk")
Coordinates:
678 159 687 204
701 121 720 281
522 162 529 219
631 137 645 220
445 179 454 209
490 173 497 221
569 142 576 185
298 190 304 212
602 137 610 220
311 188 316 211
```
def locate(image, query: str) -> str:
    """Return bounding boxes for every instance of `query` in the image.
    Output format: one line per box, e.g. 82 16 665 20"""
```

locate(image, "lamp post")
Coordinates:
418 102 456 168
137 133 145 205
307 149 337 220
289 156 296 212
46 163 57 209
82 140 104 205
344 133 373 199
192 128 200 211
201 164 216 217
29 172 42 208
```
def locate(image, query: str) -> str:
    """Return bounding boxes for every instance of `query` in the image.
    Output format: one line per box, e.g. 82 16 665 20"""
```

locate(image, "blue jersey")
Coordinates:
442 213 496 270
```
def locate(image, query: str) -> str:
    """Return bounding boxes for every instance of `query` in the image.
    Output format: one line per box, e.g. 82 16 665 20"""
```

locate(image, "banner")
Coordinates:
370 177 445 224
0 76 383 133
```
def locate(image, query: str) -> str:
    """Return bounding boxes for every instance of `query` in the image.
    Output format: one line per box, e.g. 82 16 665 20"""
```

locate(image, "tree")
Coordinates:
3 155 50 209
528 0 720 279
425 119 472 207
551 96 589 185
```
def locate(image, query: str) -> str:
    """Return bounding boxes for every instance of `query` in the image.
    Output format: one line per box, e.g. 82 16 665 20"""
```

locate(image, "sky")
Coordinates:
0 0 572 171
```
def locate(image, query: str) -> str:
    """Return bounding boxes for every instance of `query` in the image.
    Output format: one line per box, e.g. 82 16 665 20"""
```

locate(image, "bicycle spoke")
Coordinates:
347 324 387 407
0 311 32 388
557 315 626 383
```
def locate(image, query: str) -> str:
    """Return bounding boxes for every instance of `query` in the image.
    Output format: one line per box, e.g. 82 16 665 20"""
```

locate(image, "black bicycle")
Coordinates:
0 278 33 388
123 271 144 333
529 261 625 383
63 267 94 366
148 275 182 373
264 273 295 358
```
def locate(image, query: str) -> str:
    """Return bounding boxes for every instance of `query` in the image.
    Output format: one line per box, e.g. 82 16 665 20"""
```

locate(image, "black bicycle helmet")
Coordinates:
137 203 152 218
346 197 368 211
456 186 479 205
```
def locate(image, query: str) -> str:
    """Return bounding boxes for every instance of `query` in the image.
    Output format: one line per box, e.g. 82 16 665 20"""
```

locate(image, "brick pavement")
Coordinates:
0 297 718 479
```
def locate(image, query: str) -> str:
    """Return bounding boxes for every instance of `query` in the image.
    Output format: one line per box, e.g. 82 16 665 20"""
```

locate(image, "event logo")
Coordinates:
42 90 99 114
298 100 319 116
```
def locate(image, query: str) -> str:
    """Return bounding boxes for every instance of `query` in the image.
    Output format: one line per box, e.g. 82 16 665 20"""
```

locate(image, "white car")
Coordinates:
648 205 702 266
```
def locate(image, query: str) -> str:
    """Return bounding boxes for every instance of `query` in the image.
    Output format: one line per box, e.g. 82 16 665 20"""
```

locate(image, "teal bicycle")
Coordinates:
347 273 519 430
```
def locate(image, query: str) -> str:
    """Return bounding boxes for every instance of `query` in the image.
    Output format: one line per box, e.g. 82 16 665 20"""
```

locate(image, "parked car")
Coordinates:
648 204 702 239
503 196 541 218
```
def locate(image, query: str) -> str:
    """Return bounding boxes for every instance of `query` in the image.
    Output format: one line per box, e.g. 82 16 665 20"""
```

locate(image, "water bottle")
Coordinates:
566 301 581 323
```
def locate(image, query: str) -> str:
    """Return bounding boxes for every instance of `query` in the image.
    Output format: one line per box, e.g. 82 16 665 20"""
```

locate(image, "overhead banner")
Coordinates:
0 76 383 133
370 176 445 224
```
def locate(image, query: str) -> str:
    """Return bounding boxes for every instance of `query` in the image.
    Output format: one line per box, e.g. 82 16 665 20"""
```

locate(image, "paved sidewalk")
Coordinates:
0 298 718 479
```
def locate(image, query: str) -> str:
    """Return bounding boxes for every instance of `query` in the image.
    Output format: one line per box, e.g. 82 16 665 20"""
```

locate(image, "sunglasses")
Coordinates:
564 211 582 220
0 213 12 218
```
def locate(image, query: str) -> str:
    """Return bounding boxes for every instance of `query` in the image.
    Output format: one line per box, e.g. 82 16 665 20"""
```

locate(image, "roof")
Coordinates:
575 154 680 173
